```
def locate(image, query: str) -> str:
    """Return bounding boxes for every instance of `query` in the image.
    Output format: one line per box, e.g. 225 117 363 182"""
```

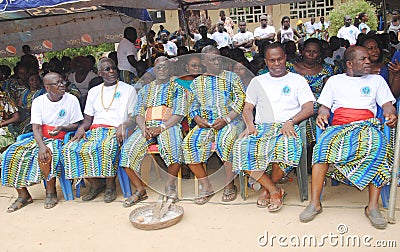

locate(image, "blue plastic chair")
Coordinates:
16 131 76 201
316 105 392 207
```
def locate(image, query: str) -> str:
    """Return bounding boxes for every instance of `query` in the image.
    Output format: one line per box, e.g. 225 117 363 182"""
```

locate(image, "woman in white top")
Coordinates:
358 13 370 34
277 16 302 43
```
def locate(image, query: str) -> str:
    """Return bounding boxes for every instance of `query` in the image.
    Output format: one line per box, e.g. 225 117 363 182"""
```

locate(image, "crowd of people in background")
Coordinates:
0 8 400 230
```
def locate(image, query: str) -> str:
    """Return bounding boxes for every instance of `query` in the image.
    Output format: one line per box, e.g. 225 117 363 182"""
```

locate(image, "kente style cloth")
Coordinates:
63 82 137 180
119 70 136 85
287 62 340 145
1 134 63 188
314 74 396 190
0 92 18 150
233 123 302 175
313 119 392 190
120 80 187 172
183 71 245 163
1 93 83 188
63 126 120 179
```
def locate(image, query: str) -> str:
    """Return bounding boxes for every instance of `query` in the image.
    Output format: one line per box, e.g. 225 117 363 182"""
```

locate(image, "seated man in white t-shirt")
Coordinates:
299 46 397 229
233 20 254 52
232 43 314 212
1 72 83 212
254 14 276 50
63 58 137 203
117 27 139 84
212 21 232 49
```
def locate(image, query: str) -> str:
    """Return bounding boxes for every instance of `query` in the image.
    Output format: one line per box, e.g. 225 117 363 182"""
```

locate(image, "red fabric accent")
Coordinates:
181 118 189 133
89 124 115 130
332 107 374 125
42 124 66 140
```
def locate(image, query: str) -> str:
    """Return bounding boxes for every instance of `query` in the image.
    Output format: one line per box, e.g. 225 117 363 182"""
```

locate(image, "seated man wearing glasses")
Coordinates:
117 56 187 206
63 58 137 203
1 72 83 212
254 14 275 50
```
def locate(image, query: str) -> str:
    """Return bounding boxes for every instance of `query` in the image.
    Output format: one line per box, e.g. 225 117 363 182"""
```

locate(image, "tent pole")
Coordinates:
388 112 400 223
178 1 191 50
383 0 387 33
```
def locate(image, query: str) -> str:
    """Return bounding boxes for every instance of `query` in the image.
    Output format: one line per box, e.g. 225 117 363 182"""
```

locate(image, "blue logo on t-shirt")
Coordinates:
58 109 66 118
115 91 121 98
282 85 291 95
360 86 371 96
350 30 354 34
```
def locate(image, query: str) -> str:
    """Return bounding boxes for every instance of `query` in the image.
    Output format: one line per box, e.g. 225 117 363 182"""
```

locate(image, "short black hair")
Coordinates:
263 42 285 58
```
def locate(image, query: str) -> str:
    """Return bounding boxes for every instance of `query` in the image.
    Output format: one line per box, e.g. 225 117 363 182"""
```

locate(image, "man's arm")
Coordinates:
316 105 331 130
241 102 256 137
381 101 397 128
32 123 52 162
127 55 139 69
71 114 93 141
281 101 314 138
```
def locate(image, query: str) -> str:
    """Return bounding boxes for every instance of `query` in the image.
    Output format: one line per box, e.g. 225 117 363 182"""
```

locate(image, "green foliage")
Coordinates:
328 0 378 36
0 43 115 72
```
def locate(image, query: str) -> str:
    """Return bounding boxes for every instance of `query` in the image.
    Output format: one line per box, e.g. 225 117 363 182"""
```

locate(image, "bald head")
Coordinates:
43 72 61 85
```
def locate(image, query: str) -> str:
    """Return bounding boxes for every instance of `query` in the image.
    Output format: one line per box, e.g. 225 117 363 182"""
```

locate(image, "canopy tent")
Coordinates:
0 4 152 57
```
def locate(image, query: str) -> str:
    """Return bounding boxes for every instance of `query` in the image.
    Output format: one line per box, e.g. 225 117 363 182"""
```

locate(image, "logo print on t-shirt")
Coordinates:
58 109 66 118
350 30 353 34
282 85 291 95
115 91 121 98
360 86 371 96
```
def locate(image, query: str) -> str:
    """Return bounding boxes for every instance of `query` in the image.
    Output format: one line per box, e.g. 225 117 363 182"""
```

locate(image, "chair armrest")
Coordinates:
16 132 34 142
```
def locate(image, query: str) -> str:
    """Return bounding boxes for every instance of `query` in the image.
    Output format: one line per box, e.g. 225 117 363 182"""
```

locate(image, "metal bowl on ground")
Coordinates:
129 204 184 230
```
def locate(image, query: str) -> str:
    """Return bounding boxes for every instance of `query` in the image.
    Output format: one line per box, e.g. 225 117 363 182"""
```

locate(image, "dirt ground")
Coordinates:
1 164 399 252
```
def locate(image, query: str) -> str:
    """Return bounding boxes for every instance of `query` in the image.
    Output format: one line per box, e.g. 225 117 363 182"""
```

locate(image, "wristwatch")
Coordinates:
160 123 167 131
224 116 232 124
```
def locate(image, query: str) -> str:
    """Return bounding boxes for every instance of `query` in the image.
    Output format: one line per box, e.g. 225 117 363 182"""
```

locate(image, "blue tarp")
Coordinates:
0 0 84 12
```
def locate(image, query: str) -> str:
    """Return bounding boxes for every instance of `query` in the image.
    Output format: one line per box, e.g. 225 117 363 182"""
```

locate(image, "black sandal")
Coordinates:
82 184 106 201
123 190 148 208
44 192 58 209
7 197 33 213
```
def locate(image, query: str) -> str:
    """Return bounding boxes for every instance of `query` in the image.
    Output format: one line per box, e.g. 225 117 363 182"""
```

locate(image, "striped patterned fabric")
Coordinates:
132 80 187 127
62 127 119 179
1 136 63 188
119 70 135 85
313 119 392 190
188 71 245 121
183 123 238 164
120 125 183 172
232 123 302 175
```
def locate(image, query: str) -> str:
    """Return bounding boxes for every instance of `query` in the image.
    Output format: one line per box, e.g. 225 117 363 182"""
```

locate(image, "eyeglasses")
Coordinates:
260 19 267 21
45 80 66 87
189 64 202 68
102 66 118 72
155 64 169 70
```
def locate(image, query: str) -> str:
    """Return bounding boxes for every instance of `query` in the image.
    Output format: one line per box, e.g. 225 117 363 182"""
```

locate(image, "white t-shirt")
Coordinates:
359 23 370 34
337 25 360 45
117 38 138 75
193 33 213 41
304 22 316 34
279 28 295 43
332 47 346 61
233 31 254 45
212 31 231 49
317 74 395 115
84 81 137 127
254 26 276 39
31 93 83 126
246 72 315 123
316 21 330 30
163 41 178 56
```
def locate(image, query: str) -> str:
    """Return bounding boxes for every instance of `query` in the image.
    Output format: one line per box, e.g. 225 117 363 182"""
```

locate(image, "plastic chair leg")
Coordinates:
117 166 132 198
380 184 390 209
59 167 74 201
298 120 309 202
